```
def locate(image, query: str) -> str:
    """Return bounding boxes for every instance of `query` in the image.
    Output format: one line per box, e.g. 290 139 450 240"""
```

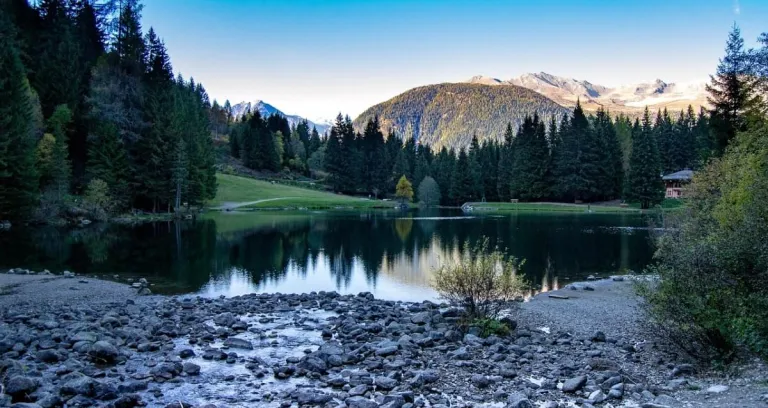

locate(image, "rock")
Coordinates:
5 376 38 400
183 362 200 376
471 374 491 389
35 350 59 363
178 348 195 358
653 395 678 406
89 340 119 363
506 392 533 408
583 285 595 291
61 374 97 396
589 390 607 403
375 376 397 390
223 337 253 350
375 345 398 357
612 276 626 281
671 364 695 377
345 396 379 408
137 287 152 295
63 271 75 278
591 331 606 342
410 312 430 325
297 391 332 405
562 375 587 393
164 403 194 408
706 384 729 393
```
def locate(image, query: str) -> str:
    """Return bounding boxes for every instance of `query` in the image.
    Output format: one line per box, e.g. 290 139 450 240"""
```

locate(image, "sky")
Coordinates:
142 0 768 120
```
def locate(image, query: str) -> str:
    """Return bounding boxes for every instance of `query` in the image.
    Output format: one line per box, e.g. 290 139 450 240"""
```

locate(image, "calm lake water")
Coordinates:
0 210 656 301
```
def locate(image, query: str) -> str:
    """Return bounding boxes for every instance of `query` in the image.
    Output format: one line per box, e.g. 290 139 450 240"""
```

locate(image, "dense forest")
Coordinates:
0 0 218 223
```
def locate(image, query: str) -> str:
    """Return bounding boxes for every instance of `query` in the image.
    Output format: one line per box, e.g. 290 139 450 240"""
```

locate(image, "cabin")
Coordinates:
662 169 693 199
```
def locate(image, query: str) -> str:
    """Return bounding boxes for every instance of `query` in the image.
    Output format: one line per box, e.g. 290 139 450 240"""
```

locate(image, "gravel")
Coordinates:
1 271 767 407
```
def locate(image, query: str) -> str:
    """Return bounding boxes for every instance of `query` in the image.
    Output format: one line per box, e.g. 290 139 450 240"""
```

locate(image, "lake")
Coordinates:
0 209 656 301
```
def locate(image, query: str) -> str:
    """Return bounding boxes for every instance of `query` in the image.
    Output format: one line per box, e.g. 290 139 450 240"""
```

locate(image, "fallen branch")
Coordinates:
548 294 570 299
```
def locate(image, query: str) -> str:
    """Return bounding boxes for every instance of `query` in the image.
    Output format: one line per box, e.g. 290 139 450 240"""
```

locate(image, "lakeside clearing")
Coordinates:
465 199 685 213
209 173 400 210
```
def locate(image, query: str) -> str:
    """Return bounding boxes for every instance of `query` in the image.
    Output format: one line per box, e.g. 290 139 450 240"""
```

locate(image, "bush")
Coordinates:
417 176 441 207
473 318 511 338
639 124 768 362
431 237 526 319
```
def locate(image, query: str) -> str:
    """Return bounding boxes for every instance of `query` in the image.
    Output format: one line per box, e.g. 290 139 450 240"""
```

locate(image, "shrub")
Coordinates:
417 176 441 207
431 237 526 319
473 317 511 338
639 124 768 362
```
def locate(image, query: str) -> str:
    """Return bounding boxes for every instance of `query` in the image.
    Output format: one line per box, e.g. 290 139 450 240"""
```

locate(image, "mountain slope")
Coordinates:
231 100 331 134
469 72 708 113
353 83 569 149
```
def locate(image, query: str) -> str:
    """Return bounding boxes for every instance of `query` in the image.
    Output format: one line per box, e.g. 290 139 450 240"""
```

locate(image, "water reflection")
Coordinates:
0 210 655 301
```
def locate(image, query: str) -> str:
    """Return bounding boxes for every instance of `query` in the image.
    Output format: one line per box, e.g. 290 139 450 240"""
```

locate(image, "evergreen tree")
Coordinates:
324 114 347 192
170 138 188 210
695 107 714 165
87 122 131 209
413 147 430 187
47 104 73 200
362 117 388 197
0 16 39 220
497 123 514 201
626 109 663 209
707 25 760 154
449 149 474 205
594 108 623 199
467 135 483 199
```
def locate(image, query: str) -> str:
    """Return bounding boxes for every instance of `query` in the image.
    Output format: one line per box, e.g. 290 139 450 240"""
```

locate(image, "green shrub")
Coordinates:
431 237 526 319
640 124 768 362
473 318 511 338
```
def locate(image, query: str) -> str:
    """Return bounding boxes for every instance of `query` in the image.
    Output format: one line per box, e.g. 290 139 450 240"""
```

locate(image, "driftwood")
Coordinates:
548 294 570 299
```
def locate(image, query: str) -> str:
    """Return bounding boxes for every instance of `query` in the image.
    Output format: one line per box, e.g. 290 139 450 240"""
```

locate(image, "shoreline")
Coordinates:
1 272 766 408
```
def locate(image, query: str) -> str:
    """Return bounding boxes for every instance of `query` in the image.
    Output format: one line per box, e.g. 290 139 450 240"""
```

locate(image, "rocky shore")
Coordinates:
1 272 767 408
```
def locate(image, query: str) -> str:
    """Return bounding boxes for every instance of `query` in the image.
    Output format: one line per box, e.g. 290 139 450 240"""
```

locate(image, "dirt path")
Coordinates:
212 197 295 210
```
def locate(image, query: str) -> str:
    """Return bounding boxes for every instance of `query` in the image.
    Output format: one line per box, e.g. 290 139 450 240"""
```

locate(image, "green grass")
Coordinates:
627 198 686 210
210 173 400 210
465 202 641 213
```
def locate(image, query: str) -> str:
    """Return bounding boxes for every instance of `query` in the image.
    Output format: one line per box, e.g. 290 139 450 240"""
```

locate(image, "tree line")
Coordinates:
269 103 712 209
0 0 217 222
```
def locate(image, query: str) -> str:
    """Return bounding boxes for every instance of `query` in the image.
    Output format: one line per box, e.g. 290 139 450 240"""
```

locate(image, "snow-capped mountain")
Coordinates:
230 100 331 134
467 72 708 113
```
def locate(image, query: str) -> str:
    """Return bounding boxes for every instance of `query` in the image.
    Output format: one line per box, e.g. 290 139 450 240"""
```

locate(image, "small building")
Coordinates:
662 169 693 199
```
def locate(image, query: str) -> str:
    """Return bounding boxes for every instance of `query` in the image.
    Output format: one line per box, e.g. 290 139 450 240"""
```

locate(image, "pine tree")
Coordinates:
707 25 760 154
87 122 131 210
496 123 514 201
47 104 73 200
626 108 663 209
324 114 346 192
0 15 39 220
170 138 188 210
450 149 474 205
467 135 483 199
695 107 714 165
594 108 623 199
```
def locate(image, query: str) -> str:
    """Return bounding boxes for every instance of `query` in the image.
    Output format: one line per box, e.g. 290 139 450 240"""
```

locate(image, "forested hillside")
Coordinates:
353 83 569 149
0 0 218 222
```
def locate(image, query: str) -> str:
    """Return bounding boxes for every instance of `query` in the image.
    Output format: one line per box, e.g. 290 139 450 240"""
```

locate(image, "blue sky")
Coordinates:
142 0 768 120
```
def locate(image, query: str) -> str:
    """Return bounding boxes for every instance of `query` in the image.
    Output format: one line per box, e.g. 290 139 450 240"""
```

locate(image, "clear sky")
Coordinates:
142 0 768 120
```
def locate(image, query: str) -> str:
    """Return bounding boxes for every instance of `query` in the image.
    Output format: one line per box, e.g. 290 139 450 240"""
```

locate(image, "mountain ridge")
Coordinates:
353 82 569 150
231 100 332 134
467 72 708 113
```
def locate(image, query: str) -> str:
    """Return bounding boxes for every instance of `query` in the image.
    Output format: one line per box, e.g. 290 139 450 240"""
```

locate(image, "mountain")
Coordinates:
231 100 331 134
353 83 569 150
468 72 708 113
